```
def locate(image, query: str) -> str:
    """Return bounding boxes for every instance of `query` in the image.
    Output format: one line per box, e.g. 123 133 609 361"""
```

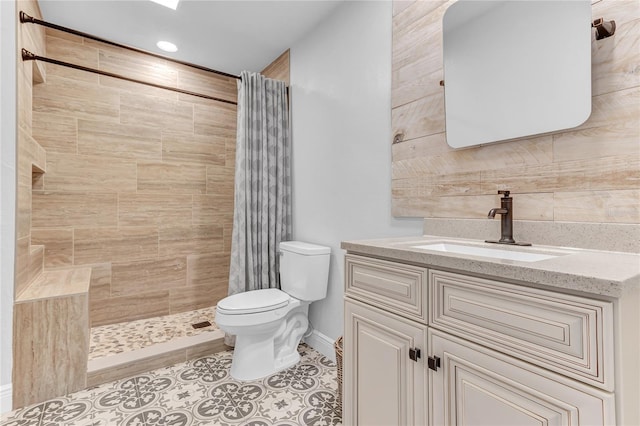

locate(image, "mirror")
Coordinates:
442 1 592 148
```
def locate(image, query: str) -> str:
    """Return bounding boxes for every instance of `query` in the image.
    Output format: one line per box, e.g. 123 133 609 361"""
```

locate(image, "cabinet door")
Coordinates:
428 329 615 426
344 299 426 426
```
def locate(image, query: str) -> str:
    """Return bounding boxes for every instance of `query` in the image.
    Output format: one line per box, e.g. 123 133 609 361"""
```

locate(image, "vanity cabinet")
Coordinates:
343 254 618 425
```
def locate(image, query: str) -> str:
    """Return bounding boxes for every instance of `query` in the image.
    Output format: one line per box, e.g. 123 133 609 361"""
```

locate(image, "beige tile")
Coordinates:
31 228 74 267
161 131 226 165
111 256 187 297
87 348 185 388
591 19 640 96
43 153 137 192
77 119 162 160
45 27 84 44
118 193 193 227
17 66 33 134
392 132 451 162
260 50 290 85
193 102 237 138
186 338 230 360
90 290 170 327
192 194 234 226
32 191 118 228
393 0 415 17
33 74 120 122
120 92 193 133
32 112 77 154
12 293 88 407
553 125 640 162
74 227 159 265
16 184 31 241
391 91 445 142
98 48 178 88
45 34 99 83
158 225 224 257
206 165 235 197
137 161 206 194
576 86 639 131
28 245 44 288
16 268 91 302
187 253 230 287
176 64 237 104
170 284 226 314
554 190 640 223
15 237 30 298
89 263 112 302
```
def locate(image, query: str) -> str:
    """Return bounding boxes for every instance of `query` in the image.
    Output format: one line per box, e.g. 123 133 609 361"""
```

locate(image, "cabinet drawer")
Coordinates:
345 255 427 323
429 270 614 391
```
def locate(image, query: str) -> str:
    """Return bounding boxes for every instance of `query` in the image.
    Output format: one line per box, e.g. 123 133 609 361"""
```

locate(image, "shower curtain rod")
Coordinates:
21 48 238 106
19 11 241 81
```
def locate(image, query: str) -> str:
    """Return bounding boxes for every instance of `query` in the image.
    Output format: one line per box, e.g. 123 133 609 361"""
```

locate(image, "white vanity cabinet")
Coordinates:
343 253 620 426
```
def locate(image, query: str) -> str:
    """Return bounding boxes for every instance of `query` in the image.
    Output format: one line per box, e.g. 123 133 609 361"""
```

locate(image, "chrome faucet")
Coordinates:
486 190 531 246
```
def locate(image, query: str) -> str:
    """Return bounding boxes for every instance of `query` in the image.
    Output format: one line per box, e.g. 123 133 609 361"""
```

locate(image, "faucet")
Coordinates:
486 190 531 246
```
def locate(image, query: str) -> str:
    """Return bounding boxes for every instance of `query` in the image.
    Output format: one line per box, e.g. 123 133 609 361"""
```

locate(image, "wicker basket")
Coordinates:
334 336 343 414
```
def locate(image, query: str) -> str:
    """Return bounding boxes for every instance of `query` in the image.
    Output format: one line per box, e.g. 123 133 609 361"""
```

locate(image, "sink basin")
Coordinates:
412 243 562 262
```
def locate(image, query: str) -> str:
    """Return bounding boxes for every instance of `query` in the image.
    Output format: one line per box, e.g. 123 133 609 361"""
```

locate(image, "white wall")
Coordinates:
290 1 423 351
0 0 17 413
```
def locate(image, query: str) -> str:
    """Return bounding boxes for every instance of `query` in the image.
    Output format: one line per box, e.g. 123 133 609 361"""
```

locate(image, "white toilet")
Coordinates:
216 241 331 381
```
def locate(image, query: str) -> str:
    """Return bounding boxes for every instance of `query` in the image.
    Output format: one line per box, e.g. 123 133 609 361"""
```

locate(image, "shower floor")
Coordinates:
89 306 220 360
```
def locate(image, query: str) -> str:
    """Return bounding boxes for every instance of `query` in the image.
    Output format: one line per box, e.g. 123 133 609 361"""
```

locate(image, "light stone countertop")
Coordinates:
341 235 640 298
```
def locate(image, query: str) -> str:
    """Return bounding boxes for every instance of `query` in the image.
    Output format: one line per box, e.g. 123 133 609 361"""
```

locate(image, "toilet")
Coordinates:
215 241 331 381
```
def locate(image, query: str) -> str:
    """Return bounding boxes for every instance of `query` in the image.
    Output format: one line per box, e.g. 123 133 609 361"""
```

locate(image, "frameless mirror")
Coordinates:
442 0 592 148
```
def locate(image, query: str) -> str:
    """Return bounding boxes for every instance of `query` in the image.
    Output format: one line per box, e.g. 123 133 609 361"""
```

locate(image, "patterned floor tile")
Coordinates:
1 345 342 426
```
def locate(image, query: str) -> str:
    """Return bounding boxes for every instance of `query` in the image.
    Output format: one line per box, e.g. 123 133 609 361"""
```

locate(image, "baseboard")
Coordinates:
303 329 337 362
0 383 11 415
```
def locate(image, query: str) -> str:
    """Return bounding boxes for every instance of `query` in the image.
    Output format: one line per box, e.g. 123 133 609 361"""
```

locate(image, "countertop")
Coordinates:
341 235 640 298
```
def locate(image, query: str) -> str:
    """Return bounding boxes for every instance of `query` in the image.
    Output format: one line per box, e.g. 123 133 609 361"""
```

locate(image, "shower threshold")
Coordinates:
87 307 227 387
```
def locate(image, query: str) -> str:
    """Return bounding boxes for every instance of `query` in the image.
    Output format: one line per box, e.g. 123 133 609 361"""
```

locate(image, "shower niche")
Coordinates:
442 0 593 148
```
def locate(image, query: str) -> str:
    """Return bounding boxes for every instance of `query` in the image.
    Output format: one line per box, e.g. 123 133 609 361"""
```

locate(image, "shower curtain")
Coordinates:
228 71 291 297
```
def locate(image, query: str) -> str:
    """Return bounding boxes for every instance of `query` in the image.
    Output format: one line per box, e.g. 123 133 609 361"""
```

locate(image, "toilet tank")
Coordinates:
279 241 331 302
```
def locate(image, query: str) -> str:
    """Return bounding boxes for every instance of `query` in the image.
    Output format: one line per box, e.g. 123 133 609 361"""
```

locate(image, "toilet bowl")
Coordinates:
216 241 330 381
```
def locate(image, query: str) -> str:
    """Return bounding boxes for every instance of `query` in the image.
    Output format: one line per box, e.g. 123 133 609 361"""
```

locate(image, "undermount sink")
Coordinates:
412 243 564 262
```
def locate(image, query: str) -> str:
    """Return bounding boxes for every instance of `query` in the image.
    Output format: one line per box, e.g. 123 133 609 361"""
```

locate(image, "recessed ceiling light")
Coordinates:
157 40 178 53
150 0 179 10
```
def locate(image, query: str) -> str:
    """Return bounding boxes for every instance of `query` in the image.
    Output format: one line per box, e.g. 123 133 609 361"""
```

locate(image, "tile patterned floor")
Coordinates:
1 344 342 426
90 307 219 360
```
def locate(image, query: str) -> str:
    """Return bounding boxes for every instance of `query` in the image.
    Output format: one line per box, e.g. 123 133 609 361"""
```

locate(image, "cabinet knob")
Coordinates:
428 355 441 371
409 347 421 362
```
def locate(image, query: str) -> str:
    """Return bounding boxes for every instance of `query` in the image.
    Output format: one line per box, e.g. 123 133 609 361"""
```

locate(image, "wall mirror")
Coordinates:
442 0 592 149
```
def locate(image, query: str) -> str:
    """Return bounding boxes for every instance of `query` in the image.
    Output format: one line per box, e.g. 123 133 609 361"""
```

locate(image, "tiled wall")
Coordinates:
391 0 639 224
26 25 238 326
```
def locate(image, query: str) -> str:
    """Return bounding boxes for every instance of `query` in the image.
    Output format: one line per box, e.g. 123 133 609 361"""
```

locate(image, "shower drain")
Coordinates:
191 321 212 329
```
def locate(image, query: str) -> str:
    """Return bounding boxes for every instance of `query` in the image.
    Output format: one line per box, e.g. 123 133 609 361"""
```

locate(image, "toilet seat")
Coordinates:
217 288 290 315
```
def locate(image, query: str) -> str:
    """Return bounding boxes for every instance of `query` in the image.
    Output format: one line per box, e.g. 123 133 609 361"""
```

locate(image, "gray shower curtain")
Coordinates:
228 71 291 297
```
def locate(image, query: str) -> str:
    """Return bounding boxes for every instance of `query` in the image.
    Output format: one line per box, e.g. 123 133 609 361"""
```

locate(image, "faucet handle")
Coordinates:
498 190 510 197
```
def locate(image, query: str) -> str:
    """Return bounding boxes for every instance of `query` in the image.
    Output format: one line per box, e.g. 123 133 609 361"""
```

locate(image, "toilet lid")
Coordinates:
217 288 290 315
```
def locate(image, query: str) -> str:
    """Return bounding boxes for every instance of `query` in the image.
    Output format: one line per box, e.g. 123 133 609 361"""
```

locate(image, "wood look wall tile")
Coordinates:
392 173 483 198
393 1 415 17
176 65 237 104
45 35 99 83
592 0 640 29
28 245 44 286
392 91 445 142
32 191 117 228
120 92 193 133
90 290 170 327
15 237 30 298
45 27 84 44
137 161 206 194
18 67 33 134
98 75 178 100
33 75 120 122
161 131 226 165
206 165 235 197
260 50 290 85
554 190 640 223
192 195 234 226
225 139 237 167
186 338 229 360
74 227 159 265
77 119 162 160
158 225 224 258
12 294 88 408
98 49 178 88
169 284 226 314
43 153 137 192
16 184 32 241
88 263 112 302
553 124 640 162
392 133 451 161
32 112 78 154
187 253 230 287
193 103 237 138
31 228 74 267
111 257 187 297
576 86 639 131
118 193 193 227
591 19 640 97
392 58 443 108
